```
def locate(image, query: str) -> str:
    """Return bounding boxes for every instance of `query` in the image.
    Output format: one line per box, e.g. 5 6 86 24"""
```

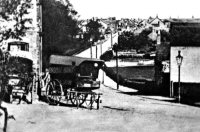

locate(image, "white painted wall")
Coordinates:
170 47 200 83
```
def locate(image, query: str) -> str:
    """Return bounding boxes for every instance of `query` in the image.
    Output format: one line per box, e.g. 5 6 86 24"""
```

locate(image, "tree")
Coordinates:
85 19 103 42
42 0 80 46
0 0 32 43
117 29 153 53
160 30 170 42
42 0 81 67
134 29 153 52
0 0 32 101
0 49 10 101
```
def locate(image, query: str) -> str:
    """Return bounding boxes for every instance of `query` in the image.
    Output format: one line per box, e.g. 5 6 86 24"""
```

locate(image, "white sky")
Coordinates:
70 0 200 19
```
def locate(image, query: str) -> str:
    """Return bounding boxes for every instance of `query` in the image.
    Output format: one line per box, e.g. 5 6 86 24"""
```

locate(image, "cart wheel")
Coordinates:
0 106 8 132
85 94 96 109
10 94 13 103
46 80 62 105
26 82 33 104
70 92 88 106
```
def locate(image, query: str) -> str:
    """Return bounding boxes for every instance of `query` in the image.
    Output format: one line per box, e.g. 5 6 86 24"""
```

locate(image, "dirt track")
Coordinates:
2 85 200 132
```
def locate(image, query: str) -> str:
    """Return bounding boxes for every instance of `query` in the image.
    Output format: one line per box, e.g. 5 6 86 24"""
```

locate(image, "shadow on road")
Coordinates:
117 91 200 108
39 96 79 108
103 106 133 111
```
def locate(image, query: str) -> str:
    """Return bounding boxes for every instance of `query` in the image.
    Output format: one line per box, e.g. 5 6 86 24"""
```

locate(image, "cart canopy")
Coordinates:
49 55 104 66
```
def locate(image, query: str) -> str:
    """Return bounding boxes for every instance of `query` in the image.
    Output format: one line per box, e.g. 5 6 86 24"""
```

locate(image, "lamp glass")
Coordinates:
176 55 183 66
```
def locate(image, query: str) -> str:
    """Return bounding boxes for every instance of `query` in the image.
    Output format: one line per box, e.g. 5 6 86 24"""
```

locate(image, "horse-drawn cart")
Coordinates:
7 57 33 104
44 55 104 109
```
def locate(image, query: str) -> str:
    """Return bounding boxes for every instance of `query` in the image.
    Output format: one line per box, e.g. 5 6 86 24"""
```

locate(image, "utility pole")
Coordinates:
111 31 113 47
90 38 93 58
116 47 119 90
96 45 97 58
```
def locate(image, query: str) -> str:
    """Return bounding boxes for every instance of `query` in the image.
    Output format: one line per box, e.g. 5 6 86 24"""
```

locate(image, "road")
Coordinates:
2 84 200 132
75 33 118 59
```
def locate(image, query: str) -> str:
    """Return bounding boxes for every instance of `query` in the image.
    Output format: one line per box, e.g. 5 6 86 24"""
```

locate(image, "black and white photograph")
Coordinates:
0 0 200 131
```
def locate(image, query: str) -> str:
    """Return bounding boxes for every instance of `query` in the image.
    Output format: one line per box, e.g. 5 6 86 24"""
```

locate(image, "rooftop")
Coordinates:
170 21 200 46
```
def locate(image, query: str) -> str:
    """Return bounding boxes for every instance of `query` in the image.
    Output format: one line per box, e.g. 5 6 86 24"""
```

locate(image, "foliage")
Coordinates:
0 50 10 100
134 29 154 52
42 0 81 67
84 19 103 42
42 0 80 45
160 30 170 42
0 0 33 43
117 29 154 53
100 50 113 61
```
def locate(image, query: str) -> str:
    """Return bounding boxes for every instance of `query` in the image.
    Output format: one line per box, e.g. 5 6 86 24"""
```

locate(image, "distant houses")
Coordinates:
147 16 169 44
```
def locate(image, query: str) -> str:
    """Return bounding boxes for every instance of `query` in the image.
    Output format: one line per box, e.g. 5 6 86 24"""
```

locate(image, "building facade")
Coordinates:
170 21 200 98
0 0 42 75
0 0 43 100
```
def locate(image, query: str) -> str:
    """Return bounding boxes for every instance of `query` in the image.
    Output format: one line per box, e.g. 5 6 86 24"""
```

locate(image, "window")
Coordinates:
8 42 29 51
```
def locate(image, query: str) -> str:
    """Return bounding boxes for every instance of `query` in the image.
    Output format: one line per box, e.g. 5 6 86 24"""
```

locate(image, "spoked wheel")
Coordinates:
26 82 33 104
70 91 88 107
0 107 8 132
46 79 63 105
85 93 96 109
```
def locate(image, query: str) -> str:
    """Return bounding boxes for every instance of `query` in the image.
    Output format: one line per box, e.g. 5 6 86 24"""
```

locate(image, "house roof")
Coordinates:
165 18 200 23
149 16 164 25
49 55 104 66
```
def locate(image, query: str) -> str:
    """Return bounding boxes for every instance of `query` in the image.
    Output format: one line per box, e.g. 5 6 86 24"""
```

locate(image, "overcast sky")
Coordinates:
70 0 200 19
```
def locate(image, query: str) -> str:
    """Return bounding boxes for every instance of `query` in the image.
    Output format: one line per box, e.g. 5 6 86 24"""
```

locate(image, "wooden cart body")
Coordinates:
46 55 104 109
7 56 33 103
49 55 104 91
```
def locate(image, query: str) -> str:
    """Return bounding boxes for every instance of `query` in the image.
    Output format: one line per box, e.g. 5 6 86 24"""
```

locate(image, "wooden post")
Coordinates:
90 43 92 58
178 65 181 103
97 94 100 110
90 94 93 110
111 32 113 47
116 49 119 90
96 45 97 58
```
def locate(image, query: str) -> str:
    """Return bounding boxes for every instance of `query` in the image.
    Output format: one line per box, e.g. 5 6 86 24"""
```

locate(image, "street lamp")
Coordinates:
176 50 183 103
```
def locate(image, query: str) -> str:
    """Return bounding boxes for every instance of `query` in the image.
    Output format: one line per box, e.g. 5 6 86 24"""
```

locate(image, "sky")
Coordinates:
70 0 200 19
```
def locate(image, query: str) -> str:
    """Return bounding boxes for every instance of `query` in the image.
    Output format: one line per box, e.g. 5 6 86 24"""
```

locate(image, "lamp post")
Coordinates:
90 35 94 58
111 30 113 47
115 30 122 90
176 50 183 103
96 42 98 58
